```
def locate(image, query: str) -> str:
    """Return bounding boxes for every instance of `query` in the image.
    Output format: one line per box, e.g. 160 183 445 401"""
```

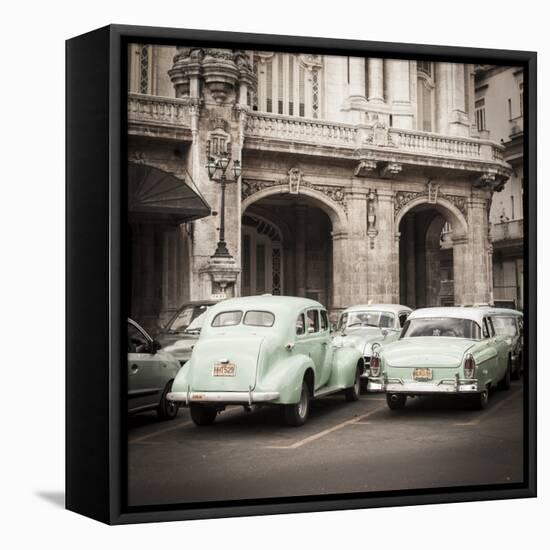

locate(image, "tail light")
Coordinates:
464 354 476 379
370 353 381 377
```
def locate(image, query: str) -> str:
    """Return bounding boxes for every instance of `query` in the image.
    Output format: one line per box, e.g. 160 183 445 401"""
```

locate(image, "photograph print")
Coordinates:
125 43 527 509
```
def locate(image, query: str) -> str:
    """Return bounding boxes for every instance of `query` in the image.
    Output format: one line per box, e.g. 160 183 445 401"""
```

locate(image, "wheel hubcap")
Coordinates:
298 388 308 418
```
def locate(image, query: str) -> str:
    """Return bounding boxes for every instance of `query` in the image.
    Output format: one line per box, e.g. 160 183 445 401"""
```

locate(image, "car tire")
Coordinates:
498 360 512 391
511 354 522 380
473 390 489 410
284 380 310 427
157 381 178 421
345 367 361 402
189 404 217 426
386 393 407 410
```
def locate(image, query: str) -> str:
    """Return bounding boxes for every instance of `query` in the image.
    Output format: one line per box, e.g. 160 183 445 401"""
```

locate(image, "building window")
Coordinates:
475 98 486 131
417 63 435 132
519 82 524 116
256 53 317 118
139 45 150 94
508 98 512 120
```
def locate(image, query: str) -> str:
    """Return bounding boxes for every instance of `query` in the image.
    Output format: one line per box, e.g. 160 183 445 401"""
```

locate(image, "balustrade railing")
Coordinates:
128 93 191 127
245 112 358 147
490 219 524 242
246 111 504 162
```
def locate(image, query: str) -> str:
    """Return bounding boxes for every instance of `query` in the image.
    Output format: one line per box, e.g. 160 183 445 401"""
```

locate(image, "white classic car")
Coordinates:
332 304 412 381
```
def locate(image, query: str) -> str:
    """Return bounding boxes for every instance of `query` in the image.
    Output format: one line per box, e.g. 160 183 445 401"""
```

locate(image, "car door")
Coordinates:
488 316 512 378
293 309 325 391
317 310 334 387
127 321 164 412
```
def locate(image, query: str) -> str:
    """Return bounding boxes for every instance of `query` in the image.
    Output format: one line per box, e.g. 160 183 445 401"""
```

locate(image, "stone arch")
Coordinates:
395 195 468 239
241 184 348 235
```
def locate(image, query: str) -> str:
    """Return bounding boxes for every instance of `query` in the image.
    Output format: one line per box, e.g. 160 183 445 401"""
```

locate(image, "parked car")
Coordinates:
367 307 512 410
127 318 181 420
485 308 523 379
156 300 215 365
167 295 364 427
332 304 412 380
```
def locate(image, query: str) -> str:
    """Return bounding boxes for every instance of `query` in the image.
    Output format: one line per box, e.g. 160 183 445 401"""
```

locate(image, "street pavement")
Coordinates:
127 380 524 507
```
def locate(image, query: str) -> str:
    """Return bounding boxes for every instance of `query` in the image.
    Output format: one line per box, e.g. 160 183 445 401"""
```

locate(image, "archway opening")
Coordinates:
398 205 456 308
241 194 333 305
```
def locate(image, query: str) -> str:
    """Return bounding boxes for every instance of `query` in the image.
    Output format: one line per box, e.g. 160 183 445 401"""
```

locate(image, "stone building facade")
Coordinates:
127 44 513 329
475 66 524 309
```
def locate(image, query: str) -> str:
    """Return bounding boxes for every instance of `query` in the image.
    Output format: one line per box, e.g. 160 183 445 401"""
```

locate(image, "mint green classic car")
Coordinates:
367 307 512 410
167 295 364 426
332 304 412 380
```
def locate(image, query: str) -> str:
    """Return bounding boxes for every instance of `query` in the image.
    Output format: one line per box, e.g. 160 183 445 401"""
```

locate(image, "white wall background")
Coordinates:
1 0 547 547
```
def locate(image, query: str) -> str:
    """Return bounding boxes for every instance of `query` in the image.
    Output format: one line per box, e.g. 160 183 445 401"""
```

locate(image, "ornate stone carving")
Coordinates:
354 159 378 176
287 168 302 194
242 174 348 214
366 189 378 249
394 182 468 218
381 162 403 178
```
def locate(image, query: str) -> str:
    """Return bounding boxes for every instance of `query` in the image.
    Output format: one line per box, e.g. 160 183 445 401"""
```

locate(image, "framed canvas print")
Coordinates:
66 24 537 524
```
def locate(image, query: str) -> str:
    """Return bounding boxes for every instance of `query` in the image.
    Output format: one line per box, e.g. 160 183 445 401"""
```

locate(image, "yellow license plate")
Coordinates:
413 367 432 381
213 363 236 377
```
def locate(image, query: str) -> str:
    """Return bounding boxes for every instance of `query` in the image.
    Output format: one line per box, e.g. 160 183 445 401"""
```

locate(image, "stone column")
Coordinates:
348 57 367 99
387 60 413 129
331 230 349 313
346 188 369 303
452 237 470 306
404 214 416 308
425 245 441 306
466 195 492 305
367 58 384 104
435 62 451 134
366 188 396 302
295 205 307 297
435 62 469 136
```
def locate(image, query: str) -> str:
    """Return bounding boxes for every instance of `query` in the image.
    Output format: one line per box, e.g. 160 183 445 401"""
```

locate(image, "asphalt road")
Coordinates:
127 380 524 507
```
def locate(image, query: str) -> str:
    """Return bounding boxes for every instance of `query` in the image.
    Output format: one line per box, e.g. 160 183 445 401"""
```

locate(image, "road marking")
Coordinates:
129 419 194 444
454 387 524 427
265 404 386 450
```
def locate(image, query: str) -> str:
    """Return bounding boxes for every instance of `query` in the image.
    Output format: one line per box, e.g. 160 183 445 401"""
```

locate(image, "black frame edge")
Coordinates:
66 25 113 524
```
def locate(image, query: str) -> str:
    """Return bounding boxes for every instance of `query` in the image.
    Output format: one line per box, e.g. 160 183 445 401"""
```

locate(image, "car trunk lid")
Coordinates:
383 337 475 369
190 334 264 392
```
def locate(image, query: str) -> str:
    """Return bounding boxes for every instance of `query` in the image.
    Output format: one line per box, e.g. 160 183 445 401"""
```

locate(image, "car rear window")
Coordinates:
243 310 275 327
211 310 242 327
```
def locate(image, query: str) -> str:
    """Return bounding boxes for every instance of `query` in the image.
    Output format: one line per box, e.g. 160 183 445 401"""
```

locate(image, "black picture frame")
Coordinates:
66 24 537 525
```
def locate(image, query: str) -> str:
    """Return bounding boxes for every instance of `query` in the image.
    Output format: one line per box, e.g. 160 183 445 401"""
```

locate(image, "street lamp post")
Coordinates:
206 141 241 258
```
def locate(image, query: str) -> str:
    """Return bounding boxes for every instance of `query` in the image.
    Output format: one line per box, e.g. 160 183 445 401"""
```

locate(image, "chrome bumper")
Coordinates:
367 375 479 394
166 389 280 406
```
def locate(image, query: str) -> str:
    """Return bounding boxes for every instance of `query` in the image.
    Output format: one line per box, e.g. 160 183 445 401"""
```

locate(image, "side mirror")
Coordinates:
381 329 389 338
150 339 162 354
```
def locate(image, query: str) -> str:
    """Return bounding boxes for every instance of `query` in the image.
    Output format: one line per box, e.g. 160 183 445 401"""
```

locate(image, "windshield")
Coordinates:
401 317 482 339
167 304 210 332
184 310 208 334
491 316 518 338
339 310 395 330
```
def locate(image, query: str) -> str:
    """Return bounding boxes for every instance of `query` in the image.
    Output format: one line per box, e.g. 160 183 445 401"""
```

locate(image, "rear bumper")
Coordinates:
166 390 280 406
367 376 479 394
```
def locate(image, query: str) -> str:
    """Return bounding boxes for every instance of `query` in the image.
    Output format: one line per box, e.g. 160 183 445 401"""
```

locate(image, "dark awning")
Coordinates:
128 162 211 224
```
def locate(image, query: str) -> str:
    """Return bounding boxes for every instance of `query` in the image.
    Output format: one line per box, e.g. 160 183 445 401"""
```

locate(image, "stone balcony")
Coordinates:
128 93 193 141
245 111 511 182
490 219 524 245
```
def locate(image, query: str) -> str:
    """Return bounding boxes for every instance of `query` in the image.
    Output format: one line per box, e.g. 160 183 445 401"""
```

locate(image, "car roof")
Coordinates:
478 307 523 316
408 307 496 325
342 304 412 314
208 294 324 314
